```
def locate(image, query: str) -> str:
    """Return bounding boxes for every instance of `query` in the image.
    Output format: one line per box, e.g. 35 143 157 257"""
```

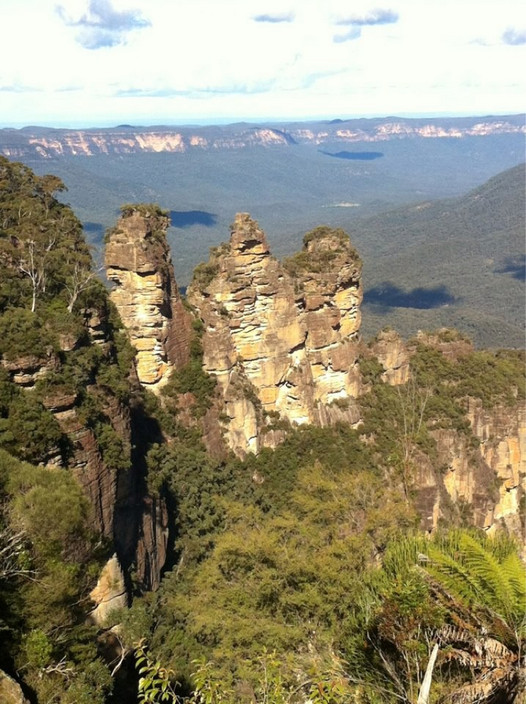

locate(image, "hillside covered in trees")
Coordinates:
0 156 524 704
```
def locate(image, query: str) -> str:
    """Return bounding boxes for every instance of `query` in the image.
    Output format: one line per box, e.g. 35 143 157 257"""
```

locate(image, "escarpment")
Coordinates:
105 205 192 391
186 214 363 456
366 332 526 542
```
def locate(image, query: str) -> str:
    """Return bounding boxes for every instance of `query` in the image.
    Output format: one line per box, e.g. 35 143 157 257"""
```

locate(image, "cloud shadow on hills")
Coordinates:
494 254 525 281
364 282 457 312
170 210 217 228
320 150 384 160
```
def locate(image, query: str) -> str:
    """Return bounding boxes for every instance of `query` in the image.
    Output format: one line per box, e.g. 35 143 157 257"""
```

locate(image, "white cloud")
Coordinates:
0 0 524 126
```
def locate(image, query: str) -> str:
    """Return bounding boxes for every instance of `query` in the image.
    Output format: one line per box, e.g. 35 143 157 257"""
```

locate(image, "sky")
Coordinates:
1 0 525 128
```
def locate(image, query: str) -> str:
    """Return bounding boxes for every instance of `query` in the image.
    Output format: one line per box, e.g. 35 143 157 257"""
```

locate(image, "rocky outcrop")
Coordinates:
105 206 192 392
466 398 526 537
187 215 362 456
0 353 59 388
369 329 410 385
89 554 127 626
0 670 29 704
413 399 526 542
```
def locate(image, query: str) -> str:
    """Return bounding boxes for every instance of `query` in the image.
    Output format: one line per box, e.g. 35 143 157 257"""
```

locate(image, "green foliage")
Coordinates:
423 530 526 640
192 261 219 291
162 317 217 418
0 156 93 314
136 642 179 703
282 226 360 277
410 340 525 408
346 529 526 703
0 449 108 703
23 629 53 669
0 307 58 360
120 202 169 219
163 360 217 418
150 456 415 694
0 391 67 465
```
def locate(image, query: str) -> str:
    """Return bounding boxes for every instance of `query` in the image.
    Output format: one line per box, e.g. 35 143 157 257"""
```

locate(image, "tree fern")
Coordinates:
423 531 526 642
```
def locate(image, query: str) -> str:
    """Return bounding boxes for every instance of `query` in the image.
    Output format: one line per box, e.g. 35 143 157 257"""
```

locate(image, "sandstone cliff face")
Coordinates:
365 333 525 542
187 215 362 456
414 401 526 541
466 398 526 537
368 329 410 385
105 207 191 392
1 118 524 158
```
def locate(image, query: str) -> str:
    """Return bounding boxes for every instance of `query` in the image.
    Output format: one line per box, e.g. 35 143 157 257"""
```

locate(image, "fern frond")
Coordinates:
457 534 514 615
500 552 526 607
425 545 482 607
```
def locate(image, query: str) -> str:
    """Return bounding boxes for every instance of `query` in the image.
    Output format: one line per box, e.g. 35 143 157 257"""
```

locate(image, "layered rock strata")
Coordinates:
414 402 526 541
1 117 524 159
105 207 191 391
187 214 362 456
369 329 410 385
367 333 525 543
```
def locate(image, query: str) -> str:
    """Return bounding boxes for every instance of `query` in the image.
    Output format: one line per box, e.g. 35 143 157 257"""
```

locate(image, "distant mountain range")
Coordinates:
0 114 524 158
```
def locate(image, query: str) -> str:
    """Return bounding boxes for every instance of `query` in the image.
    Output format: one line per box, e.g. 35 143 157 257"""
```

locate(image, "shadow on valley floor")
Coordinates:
319 150 384 160
364 282 457 312
170 210 217 228
495 255 525 282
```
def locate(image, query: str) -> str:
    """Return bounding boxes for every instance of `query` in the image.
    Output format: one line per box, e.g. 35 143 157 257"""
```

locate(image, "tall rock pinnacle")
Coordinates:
105 205 191 391
187 214 363 455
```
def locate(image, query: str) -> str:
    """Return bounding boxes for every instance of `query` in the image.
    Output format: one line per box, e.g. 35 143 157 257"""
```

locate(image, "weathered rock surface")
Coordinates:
105 207 191 392
365 333 525 543
413 399 526 542
369 329 410 385
0 670 29 704
89 554 127 626
187 215 362 455
466 398 526 537
0 353 59 388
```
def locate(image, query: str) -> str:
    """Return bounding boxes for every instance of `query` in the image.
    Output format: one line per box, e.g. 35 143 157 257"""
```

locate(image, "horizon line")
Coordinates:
1 110 524 131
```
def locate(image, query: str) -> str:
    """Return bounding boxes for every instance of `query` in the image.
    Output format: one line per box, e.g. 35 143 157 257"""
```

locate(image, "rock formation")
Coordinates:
89 554 127 626
105 206 191 392
369 329 410 385
413 401 526 542
0 670 29 704
187 215 362 456
372 333 526 542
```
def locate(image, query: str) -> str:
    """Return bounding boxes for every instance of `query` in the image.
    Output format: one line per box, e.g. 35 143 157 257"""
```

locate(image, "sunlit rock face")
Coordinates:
414 400 526 546
465 398 526 538
187 214 363 456
89 554 127 627
105 207 191 392
369 329 410 385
